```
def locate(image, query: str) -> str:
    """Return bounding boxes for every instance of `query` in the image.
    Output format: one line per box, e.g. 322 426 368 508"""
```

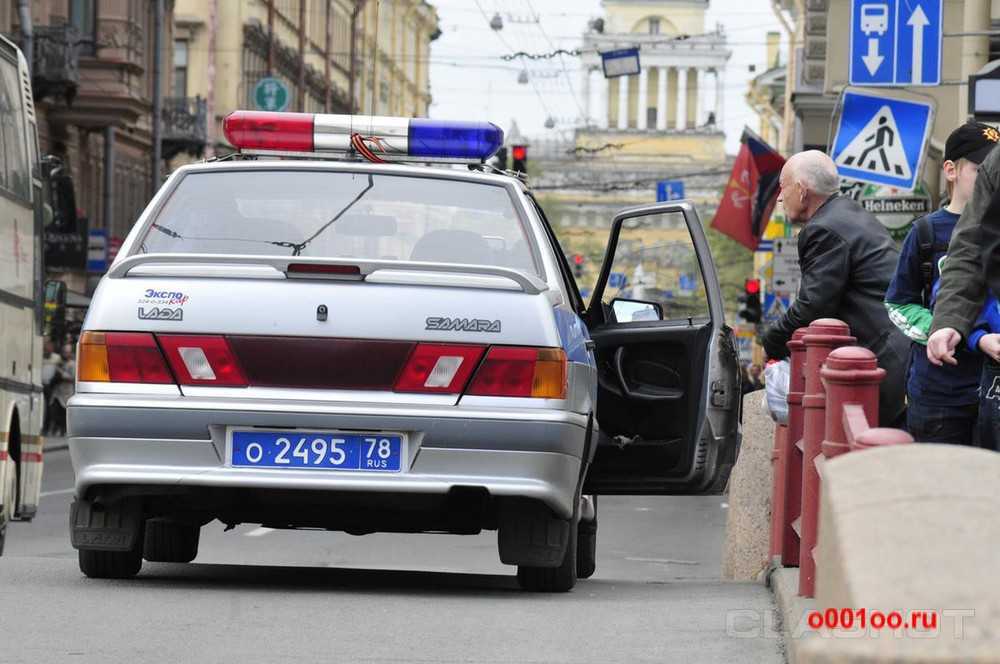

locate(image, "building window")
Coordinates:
173 40 188 97
648 18 660 35
70 0 98 55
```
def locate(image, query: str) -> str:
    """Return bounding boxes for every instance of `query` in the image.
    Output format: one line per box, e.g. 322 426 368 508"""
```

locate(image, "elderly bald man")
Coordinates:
761 150 909 427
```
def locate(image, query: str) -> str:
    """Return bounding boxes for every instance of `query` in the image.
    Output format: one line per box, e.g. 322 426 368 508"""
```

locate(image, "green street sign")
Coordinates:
253 77 290 112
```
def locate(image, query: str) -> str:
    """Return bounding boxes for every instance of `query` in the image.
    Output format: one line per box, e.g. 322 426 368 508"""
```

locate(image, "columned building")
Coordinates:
535 1 732 236
580 27 728 133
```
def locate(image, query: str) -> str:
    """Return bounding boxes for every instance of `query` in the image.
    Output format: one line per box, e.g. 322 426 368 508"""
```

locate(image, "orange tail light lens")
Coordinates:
78 332 110 382
466 347 567 399
78 331 174 384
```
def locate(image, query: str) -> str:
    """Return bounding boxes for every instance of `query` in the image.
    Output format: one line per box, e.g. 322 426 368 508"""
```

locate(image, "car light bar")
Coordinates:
223 111 505 162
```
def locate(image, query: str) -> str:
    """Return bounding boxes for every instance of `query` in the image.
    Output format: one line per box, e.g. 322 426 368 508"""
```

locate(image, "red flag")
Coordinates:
711 129 785 250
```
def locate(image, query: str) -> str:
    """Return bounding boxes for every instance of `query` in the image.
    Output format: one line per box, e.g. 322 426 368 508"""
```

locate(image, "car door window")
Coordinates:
600 212 709 323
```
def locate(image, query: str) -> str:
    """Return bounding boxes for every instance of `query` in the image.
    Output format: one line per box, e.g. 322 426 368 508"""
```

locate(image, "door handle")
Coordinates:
613 347 683 401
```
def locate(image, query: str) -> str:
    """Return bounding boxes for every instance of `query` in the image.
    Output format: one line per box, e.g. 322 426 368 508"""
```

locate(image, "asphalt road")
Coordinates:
1 444 782 664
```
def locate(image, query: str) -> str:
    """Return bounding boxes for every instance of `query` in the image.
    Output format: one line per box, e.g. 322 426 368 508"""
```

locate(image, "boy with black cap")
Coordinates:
884 121 999 444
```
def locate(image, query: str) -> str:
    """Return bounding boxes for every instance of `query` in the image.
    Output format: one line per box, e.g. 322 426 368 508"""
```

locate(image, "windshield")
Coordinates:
138 169 540 276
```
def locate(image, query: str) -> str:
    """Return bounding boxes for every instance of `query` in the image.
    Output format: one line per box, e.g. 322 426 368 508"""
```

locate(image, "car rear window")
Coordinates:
137 170 540 276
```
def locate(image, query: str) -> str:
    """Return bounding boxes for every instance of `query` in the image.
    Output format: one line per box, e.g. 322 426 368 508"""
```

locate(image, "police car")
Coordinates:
68 111 740 592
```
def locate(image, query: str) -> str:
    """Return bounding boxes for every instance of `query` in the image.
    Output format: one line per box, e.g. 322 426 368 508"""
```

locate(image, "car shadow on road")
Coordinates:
122 561 699 598
133 562 525 596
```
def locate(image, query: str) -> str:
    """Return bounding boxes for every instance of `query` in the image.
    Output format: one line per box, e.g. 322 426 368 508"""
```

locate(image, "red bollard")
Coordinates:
821 346 885 458
799 319 855 598
780 328 808 567
769 424 788 559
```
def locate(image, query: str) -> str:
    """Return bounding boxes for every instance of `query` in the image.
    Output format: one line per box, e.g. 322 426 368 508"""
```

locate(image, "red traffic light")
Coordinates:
744 278 761 295
573 254 584 265
512 145 527 161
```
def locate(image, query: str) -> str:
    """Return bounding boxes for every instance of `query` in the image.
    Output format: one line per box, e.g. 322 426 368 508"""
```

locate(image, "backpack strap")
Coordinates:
913 215 949 307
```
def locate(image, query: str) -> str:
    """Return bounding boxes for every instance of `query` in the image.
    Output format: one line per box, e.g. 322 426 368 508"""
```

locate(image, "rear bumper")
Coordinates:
67 395 588 520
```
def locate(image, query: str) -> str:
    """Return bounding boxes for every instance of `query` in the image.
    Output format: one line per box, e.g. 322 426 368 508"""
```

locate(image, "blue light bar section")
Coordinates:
408 119 504 160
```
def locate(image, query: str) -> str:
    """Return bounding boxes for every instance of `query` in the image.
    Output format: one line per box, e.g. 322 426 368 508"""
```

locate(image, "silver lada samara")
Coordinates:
68 111 740 592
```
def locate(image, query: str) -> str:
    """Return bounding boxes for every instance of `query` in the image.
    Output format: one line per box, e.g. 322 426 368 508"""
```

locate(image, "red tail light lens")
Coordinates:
394 343 485 394
157 335 248 387
467 347 567 399
84 332 174 384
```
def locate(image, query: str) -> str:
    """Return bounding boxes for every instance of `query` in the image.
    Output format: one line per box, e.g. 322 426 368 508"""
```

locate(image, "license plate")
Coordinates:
229 430 404 472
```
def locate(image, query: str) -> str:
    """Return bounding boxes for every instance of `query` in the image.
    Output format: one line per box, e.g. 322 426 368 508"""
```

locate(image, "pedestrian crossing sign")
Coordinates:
831 90 934 191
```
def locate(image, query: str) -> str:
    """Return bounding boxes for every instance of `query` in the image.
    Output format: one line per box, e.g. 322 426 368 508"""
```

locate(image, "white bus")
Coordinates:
0 34 46 554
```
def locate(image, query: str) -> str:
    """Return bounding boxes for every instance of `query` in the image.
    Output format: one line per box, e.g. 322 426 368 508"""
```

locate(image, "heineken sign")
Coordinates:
842 180 932 242
253 76 290 112
861 197 931 215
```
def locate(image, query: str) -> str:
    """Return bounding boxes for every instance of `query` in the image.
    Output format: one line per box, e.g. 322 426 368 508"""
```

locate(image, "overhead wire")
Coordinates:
523 0 587 123
472 0 555 119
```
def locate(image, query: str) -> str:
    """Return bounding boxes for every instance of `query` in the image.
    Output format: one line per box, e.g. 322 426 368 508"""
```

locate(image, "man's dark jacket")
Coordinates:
762 195 909 426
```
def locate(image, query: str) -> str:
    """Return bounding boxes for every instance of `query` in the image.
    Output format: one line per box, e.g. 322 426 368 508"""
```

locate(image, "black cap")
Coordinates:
944 122 1000 164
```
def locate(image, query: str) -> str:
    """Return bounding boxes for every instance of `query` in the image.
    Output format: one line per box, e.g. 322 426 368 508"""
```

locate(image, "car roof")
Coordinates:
171 158 530 190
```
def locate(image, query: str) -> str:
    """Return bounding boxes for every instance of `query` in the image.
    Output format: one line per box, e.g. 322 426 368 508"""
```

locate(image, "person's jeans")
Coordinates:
978 361 1000 452
906 399 979 446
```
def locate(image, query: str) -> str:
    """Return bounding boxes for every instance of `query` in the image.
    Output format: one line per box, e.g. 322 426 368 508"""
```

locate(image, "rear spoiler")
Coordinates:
108 253 548 295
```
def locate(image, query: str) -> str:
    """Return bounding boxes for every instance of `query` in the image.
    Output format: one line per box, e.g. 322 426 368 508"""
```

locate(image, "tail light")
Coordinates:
467 347 567 399
394 343 485 394
78 332 174 384
157 335 248 387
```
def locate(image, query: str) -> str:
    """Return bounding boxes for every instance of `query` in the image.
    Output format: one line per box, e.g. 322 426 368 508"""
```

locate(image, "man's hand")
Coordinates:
927 327 961 366
979 334 1000 363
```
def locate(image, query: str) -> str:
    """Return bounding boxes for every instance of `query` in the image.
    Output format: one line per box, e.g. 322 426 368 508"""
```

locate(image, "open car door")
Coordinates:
582 202 741 495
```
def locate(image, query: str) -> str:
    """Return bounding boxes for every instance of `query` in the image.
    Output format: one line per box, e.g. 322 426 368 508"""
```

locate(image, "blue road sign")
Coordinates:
831 89 934 190
86 228 108 273
656 180 685 202
600 48 641 78
609 272 628 289
849 0 941 86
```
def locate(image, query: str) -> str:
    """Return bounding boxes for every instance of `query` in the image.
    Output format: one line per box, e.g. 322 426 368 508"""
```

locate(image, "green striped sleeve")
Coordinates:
885 301 932 345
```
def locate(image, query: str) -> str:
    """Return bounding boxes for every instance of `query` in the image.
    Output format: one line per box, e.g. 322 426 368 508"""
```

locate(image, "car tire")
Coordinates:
143 519 200 563
517 518 577 593
79 543 143 579
576 517 597 579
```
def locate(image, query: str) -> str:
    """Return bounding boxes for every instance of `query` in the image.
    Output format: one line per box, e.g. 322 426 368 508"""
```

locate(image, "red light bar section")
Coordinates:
223 111 314 152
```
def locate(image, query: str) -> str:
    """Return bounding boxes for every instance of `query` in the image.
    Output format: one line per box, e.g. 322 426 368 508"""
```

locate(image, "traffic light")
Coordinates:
491 146 508 171
738 278 762 324
511 144 528 174
573 253 584 280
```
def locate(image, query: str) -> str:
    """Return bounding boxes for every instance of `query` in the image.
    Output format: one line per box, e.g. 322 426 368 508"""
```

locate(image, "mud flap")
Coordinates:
70 498 144 552
497 499 570 568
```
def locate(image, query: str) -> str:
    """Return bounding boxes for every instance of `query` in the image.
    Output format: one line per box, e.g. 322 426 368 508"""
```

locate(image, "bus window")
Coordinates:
0 55 29 201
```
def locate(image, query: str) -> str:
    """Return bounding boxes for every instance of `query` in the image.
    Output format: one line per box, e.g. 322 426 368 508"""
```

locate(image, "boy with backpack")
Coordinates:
884 122 999 444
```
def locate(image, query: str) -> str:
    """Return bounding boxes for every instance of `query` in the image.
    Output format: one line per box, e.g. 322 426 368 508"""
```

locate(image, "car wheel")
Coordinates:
517 518 577 593
79 542 143 579
143 519 200 563
576 517 597 579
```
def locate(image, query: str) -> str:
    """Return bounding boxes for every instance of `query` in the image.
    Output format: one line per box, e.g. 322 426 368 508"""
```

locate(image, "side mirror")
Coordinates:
611 298 663 322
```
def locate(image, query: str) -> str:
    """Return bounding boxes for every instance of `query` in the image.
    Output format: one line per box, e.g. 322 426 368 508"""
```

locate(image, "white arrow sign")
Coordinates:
907 5 929 84
862 37 884 75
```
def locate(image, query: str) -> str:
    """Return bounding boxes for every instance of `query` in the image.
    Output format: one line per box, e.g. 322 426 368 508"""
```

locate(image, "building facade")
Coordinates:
765 0 1000 203
2 0 193 296
172 0 439 159
536 0 732 234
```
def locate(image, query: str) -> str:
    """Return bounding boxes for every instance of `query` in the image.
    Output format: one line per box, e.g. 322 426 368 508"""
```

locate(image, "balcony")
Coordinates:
162 96 208 160
32 24 80 104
